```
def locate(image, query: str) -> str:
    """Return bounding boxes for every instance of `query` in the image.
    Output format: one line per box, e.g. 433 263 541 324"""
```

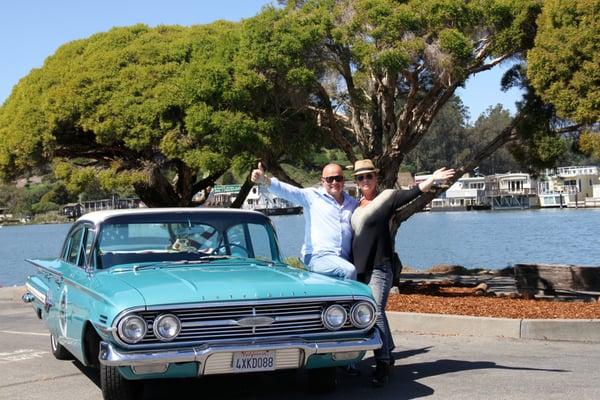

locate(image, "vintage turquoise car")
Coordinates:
23 208 381 400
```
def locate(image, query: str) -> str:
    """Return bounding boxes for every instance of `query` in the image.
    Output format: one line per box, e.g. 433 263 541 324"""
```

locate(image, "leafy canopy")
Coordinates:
527 0 600 157
0 22 323 205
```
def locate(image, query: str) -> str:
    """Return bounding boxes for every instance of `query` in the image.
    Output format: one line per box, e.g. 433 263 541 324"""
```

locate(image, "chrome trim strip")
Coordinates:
93 322 116 336
143 296 371 312
183 319 239 328
274 313 321 322
99 330 382 370
25 283 46 304
26 260 107 303
26 260 63 278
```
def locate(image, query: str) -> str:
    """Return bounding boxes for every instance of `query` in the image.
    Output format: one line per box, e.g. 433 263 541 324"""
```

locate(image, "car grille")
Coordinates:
136 299 358 345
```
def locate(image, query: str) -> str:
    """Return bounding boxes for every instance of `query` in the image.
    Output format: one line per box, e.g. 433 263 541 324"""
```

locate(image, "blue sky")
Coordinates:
0 0 521 122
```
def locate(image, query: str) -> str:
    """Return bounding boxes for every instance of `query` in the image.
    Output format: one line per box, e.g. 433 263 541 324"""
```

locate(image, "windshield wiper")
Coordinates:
131 256 234 271
197 255 233 261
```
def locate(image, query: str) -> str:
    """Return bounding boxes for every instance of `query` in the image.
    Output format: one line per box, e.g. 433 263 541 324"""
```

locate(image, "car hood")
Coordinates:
108 261 371 306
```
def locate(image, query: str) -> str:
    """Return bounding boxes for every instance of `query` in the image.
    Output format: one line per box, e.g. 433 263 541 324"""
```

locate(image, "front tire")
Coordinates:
100 364 143 400
307 366 337 393
50 333 72 360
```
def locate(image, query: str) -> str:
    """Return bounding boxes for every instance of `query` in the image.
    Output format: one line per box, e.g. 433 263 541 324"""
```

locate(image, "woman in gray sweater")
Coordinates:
351 159 454 387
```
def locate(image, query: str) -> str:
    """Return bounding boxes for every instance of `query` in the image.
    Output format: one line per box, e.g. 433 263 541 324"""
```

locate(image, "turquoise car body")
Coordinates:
24 208 380 397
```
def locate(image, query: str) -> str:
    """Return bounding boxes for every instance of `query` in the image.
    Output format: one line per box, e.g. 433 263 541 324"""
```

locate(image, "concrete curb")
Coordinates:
388 311 600 343
5 286 599 343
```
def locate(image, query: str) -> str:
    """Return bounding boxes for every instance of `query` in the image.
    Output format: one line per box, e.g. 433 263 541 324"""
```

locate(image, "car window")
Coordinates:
80 227 95 267
98 222 220 254
95 217 279 268
224 223 274 261
65 227 84 265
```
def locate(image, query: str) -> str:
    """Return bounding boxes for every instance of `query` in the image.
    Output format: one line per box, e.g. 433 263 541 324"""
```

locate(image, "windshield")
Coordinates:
95 216 280 268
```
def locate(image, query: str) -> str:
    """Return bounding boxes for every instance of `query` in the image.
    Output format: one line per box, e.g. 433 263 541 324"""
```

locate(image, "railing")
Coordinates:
485 188 538 196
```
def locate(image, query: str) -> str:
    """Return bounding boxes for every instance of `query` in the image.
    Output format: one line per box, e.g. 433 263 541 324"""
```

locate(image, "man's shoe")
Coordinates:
340 363 361 376
371 361 391 387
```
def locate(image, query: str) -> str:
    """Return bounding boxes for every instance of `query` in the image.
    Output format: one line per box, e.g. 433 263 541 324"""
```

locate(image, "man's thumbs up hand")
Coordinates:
251 161 270 186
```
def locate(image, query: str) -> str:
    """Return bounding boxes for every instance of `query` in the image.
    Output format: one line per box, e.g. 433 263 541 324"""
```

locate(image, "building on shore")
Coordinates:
429 175 489 211
484 173 539 209
62 197 143 220
538 166 600 208
199 166 600 214
202 184 303 215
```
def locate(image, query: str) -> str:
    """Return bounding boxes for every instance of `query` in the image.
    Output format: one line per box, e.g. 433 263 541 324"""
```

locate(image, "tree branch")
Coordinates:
313 84 357 163
190 168 227 197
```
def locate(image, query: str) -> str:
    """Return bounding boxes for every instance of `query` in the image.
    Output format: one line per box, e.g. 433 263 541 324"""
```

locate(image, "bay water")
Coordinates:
1 208 599 287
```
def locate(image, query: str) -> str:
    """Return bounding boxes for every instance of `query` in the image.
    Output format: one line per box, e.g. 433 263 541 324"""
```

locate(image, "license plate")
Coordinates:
232 350 276 372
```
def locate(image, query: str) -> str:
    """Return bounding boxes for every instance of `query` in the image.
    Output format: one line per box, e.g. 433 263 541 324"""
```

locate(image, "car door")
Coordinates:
44 224 86 345
58 223 97 357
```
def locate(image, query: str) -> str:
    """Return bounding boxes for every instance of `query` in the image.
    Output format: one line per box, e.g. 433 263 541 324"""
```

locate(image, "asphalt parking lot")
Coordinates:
2 300 600 400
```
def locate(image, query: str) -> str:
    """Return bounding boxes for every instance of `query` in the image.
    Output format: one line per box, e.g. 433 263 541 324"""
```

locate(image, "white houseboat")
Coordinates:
484 173 539 209
538 166 600 208
243 185 303 215
202 184 302 215
430 175 489 211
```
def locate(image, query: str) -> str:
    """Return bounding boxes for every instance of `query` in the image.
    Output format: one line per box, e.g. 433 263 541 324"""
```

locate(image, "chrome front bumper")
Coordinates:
99 331 381 372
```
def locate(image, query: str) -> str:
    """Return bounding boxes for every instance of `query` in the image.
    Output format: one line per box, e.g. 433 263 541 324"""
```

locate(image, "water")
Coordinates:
1 209 599 286
0 223 71 287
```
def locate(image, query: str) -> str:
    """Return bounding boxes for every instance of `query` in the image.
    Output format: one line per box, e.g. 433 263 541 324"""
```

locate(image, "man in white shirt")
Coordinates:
251 162 357 279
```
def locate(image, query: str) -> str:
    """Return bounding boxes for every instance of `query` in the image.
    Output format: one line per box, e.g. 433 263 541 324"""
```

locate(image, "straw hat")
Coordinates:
352 159 380 176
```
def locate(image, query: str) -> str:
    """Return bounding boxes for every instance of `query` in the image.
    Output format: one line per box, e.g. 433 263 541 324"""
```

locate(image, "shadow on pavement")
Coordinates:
71 346 568 400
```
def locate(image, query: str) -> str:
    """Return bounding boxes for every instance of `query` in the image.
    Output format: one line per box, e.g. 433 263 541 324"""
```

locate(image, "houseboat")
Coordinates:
244 185 303 215
538 166 600 208
484 173 539 209
203 184 302 215
430 175 489 211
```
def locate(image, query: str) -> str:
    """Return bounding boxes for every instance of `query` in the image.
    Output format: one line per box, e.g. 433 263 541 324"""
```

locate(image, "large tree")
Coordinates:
248 0 546 220
0 22 323 206
527 0 600 157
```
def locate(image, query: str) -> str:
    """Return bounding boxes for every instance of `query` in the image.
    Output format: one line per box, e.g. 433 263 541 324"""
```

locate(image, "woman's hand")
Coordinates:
418 167 455 192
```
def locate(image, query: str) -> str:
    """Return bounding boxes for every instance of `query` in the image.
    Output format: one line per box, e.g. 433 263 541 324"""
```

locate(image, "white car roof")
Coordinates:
78 207 264 225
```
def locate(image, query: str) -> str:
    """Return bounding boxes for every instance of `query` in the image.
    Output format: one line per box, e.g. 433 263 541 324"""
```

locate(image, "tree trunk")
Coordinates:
133 163 183 207
230 175 254 209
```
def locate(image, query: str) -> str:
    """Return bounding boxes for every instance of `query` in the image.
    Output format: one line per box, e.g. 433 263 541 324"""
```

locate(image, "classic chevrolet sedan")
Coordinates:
23 208 381 400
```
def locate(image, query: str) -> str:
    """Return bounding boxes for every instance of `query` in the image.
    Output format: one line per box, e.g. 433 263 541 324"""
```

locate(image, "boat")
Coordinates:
243 186 303 216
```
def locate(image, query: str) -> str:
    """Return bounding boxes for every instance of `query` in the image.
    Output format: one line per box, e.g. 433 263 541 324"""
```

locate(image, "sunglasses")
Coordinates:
323 175 344 183
356 173 374 182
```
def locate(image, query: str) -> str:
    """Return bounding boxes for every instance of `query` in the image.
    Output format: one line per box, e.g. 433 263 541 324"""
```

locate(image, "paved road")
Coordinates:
2 300 599 400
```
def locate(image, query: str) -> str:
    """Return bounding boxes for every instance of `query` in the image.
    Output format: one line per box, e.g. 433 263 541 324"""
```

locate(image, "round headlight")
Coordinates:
153 314 181 341
322 304 347 330
118 315 147 344
350 301 376 329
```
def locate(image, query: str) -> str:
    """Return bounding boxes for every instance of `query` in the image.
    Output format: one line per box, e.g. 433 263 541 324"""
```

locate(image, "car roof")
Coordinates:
78 207 265 225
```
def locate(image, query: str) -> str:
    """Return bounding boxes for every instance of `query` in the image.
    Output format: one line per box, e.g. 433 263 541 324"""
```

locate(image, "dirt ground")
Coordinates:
387 280 600 319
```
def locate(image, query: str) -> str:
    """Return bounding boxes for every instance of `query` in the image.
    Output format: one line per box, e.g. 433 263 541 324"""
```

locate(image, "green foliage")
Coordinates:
404 97 472 173
578 132 600 159
468 105 522 174
0 21 324 205
31 211 69 225
0 0 557 208
528 0 600 125
53 161 138 201
0 184 20 210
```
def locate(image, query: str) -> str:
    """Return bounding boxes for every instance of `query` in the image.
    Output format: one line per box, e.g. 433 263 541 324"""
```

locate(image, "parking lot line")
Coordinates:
0 330 47 336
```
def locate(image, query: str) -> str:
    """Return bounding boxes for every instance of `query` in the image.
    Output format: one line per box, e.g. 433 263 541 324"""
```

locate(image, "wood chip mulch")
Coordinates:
386 286 600 319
